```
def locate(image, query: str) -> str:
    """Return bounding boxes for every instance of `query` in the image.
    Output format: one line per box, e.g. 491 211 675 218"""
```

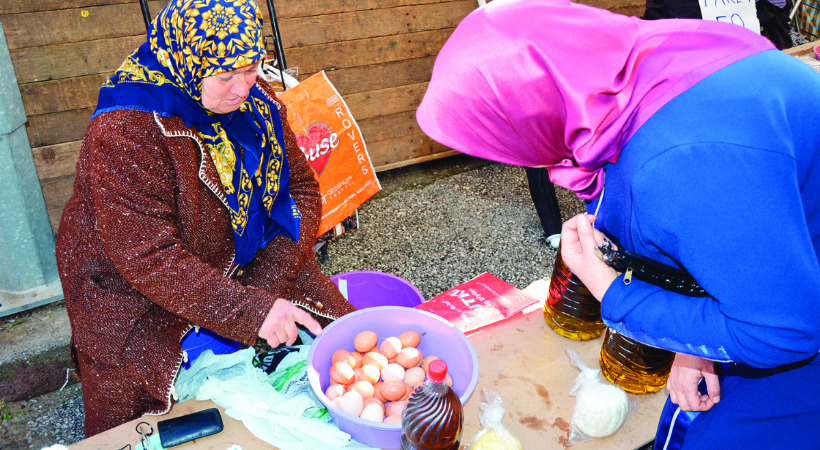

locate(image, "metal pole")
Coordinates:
790 0 803 21
264 0 288 81
139 0 152 32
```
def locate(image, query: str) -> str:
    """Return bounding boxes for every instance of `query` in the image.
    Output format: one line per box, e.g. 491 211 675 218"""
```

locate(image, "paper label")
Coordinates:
699 0 760 34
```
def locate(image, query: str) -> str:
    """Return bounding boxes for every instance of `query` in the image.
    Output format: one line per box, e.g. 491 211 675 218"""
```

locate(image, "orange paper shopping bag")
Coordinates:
277 71 381 236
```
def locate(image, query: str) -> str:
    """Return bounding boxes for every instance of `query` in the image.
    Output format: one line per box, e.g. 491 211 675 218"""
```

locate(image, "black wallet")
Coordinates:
157 408 224 447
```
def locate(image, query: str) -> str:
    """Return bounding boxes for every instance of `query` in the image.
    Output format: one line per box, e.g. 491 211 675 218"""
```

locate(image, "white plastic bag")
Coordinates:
259 63 300 89
465 388 523 450
174 340 375 450
566 347 637 446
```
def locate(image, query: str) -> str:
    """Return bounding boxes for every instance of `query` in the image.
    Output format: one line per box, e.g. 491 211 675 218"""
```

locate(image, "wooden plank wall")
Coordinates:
0 0 645 233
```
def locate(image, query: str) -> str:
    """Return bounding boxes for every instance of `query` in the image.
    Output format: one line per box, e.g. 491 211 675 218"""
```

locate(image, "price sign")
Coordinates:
699 0 761 34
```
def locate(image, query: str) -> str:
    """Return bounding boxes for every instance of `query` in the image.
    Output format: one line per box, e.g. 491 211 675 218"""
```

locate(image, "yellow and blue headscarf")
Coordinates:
93 0 301 266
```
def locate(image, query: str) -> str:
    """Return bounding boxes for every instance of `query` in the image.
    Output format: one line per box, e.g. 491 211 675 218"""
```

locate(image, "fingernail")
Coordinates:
713 395 720 403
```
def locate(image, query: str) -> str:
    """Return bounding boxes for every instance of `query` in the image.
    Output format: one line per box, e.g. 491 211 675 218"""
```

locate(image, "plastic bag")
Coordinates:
566 347 637 446
465 388 523 450
277 71 381 237
259 63 300 91
173 332 376 450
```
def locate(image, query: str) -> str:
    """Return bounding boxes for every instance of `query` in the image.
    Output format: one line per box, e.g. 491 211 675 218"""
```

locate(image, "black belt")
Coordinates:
722 354 818 379
595 239 709 297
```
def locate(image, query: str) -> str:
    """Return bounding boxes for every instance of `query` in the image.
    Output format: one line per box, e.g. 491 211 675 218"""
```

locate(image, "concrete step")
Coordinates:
0 302 74 402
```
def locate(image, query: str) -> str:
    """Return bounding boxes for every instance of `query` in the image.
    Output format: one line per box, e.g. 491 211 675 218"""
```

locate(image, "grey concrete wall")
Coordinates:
0 22 63 315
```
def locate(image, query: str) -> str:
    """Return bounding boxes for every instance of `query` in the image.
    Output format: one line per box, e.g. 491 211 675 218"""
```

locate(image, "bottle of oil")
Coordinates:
543 248 606 340
599 328 675 394
400 360 463 450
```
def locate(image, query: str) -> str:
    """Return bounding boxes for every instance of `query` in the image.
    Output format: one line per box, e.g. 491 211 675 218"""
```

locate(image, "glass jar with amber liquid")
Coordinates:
543 249 606 341
599 328 675 394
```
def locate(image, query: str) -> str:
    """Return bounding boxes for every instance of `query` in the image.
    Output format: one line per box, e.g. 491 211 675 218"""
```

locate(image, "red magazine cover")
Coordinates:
415 273 540 335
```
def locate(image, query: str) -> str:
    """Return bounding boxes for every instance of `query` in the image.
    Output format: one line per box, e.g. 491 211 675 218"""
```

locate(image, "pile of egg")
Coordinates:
325 329 451 423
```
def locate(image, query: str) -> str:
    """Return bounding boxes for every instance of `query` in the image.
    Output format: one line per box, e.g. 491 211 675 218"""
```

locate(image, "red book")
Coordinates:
415 273 539 336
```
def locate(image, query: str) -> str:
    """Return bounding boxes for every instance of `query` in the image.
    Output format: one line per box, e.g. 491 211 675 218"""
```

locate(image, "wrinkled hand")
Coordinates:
667 353 720 412
259 298 323 347
560 214 619 300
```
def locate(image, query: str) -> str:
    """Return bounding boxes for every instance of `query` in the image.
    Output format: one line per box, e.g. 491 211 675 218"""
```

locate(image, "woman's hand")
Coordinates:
560 214 619 300
259 298 323 347
667 353 721 412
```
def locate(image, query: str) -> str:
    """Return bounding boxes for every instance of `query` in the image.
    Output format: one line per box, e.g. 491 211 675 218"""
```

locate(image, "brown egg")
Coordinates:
422 355 440 373
362 351 389 371
385 400 407 418
358 364 381 384
380 363 406 383
329 361 355 385
325 384 345 401
331 349 355 367
363 397 385 410
399 330 421 348
360 402 385 423
400 383 413 401
380 380 407 402
350 351 364 368
403 366 426 388
384 415 402 424
396 347 423 369
379 336 403 359
356 364 380 384
354 330 378 353
339 391 364 417
350 380 375 399
373 381 386 403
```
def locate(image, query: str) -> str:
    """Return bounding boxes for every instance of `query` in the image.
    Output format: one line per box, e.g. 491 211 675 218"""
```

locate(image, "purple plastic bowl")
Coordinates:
330 271 425 309
307 306 479 449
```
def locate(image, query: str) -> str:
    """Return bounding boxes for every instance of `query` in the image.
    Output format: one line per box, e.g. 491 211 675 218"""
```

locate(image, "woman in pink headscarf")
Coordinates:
417 0 820 448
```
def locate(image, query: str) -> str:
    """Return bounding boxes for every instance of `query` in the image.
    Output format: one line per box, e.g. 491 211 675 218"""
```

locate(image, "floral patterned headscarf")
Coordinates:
93 0 301 266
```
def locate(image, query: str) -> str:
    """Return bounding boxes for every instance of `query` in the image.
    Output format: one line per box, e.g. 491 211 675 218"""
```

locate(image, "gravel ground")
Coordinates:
0 156 586 449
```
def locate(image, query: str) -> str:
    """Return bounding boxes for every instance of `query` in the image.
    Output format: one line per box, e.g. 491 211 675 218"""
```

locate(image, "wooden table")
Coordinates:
785 39 819 58
71 304 666 449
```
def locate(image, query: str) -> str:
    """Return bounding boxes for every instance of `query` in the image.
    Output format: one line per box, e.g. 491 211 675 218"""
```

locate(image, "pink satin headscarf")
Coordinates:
416 0 774 199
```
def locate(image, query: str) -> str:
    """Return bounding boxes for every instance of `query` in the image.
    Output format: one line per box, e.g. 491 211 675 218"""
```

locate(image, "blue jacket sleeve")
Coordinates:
601 143 820 368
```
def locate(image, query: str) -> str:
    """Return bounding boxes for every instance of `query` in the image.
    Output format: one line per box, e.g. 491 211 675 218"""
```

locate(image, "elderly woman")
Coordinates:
56 0 356 436
416 0 820 448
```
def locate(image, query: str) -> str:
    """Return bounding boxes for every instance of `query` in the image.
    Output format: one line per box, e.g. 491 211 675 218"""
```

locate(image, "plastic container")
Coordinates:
331 271 425 309
401 359 463 450
599 328 675 394
543 250 606 341
306 306 479 449
180 327 241 370
180 271 423 370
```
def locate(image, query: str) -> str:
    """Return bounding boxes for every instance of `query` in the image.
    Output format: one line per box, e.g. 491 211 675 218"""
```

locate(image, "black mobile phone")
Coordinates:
156 407 224 448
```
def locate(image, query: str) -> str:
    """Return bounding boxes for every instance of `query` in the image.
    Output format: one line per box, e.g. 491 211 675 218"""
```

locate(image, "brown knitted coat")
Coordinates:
56 80 356 430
